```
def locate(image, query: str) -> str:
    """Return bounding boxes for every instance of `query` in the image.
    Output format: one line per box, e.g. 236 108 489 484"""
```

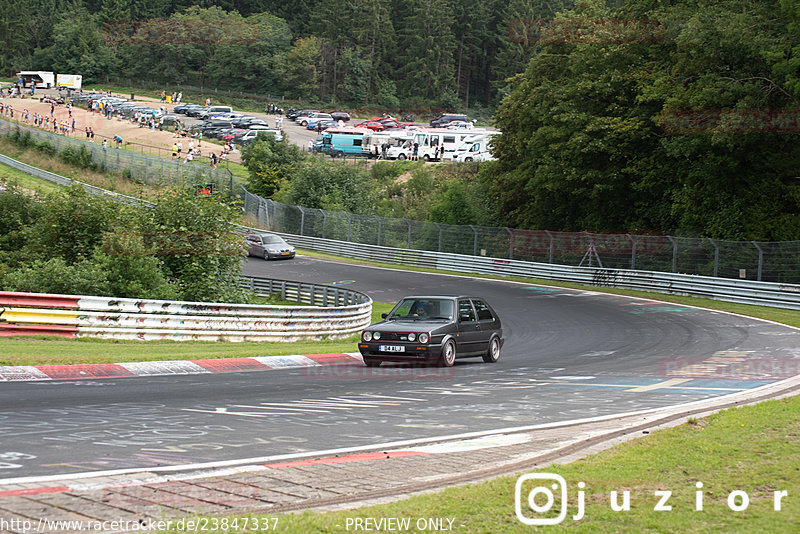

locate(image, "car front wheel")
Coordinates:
263 251 271 260
483 337 501 363
440 339 456 367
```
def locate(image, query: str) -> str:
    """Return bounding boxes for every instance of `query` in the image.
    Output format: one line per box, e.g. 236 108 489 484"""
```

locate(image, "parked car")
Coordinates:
330 111 351 122
236 129 283 145
245 233 295 260
292 110 321 124
185 106 209 117
358 296 503 367
430 113 468 128
297 112 331 127
306 114 335 129
355 121 385 132
221 129 247 141
311 120 339 131
377 119 407 129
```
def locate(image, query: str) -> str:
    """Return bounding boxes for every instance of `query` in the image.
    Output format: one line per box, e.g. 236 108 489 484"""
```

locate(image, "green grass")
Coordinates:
191 396 796 533
0 301 394 366
0 162 63 195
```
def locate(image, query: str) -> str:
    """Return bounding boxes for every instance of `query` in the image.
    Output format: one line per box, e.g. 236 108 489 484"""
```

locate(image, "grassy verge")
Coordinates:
0 301 393 366
0 162 63 195
0 137 156 199
187 396 797 533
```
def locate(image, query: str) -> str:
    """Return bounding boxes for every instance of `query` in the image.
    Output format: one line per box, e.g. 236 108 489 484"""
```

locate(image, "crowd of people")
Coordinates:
2 85 239 168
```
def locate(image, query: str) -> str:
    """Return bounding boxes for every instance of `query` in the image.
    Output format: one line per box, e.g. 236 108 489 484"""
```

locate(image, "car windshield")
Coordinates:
386 298 454 321
262 235 286 245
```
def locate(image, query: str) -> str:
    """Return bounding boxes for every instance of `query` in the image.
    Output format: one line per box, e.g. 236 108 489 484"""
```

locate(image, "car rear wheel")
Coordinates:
364 359 381 367
440 339 456 367
465 157 473 162
398 154 407 160
301 120 308 126
423 154 430 161
483 337 501 363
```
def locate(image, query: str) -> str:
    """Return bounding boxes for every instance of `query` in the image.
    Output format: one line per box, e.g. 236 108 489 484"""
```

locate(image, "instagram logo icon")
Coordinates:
515 473 585 525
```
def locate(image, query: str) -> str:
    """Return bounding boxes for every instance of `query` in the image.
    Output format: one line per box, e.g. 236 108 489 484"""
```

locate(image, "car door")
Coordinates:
456 299 482 355
471 299 498 352
245 235 262 256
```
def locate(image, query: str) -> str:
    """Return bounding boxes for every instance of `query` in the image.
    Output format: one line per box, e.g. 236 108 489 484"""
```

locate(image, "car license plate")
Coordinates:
281 252 291 255
379 345 405 353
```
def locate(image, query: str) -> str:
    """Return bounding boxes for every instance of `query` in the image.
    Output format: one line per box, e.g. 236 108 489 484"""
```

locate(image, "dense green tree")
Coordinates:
242 134 307 197
491 0 800 240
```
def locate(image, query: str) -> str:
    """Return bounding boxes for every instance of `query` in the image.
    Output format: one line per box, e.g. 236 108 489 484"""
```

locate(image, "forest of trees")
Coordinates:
0 0 571 110
488 0 800 241
3 0 800 241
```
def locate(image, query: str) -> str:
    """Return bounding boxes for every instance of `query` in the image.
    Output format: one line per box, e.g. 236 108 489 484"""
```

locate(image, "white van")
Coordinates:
386 129 481 161
451 133 498 162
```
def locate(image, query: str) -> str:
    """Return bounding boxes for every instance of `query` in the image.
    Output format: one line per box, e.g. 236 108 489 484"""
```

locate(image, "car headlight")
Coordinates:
363 331 372 342
373 332 381 340
419 333 429 343
408 333 416 341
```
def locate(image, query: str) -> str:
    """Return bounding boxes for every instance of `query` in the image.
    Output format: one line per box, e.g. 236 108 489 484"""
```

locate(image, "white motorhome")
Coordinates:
16 71 55 89
56 74 83 90
361 130 415 158
451 133 499 162
386 128 484 161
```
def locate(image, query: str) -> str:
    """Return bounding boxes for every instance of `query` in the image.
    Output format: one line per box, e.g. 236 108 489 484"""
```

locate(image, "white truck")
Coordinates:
56 74 83 90
16 71 55 89
450 133 499 162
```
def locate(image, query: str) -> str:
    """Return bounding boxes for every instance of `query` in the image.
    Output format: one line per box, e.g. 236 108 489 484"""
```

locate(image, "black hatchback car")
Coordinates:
359 296 503 367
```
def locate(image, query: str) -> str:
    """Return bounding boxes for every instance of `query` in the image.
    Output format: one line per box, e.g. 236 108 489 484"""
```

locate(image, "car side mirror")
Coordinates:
381 313 388 319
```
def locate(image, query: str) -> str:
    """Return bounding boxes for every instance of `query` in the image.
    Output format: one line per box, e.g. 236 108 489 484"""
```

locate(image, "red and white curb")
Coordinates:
0 353 364 381
0 434 531 498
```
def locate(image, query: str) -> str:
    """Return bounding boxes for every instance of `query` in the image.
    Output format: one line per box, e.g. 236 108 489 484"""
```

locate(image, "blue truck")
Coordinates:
315 129 365 157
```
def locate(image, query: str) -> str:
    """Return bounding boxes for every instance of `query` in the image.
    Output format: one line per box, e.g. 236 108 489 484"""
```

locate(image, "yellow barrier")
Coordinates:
0 308 80 326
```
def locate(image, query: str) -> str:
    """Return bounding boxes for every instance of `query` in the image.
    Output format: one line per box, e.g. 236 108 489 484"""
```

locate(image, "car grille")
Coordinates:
376 332 416 342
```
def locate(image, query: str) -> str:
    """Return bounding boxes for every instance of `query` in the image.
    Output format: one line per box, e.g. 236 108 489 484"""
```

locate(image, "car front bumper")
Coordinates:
358 342 443 363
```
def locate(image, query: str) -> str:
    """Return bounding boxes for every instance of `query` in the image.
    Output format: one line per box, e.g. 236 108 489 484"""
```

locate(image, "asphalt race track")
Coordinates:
1 256 798 480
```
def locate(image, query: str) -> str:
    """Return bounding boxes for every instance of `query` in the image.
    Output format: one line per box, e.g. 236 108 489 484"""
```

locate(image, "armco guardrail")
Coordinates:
275 233 800 310
5 149 799 310
0 277 372 342
0 153 151 207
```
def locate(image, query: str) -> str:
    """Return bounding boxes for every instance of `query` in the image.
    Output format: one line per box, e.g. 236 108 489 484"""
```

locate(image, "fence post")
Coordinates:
506 227 513 260
321 209 327 239
376 216 382 247
406 219 412 249
627 234 636 270
435 223 442 252
751 241 764 281
346 212 352 242
300 207 306 236
469 225 478 256
667 236 678 273
545 230 554 263
708 238 719 277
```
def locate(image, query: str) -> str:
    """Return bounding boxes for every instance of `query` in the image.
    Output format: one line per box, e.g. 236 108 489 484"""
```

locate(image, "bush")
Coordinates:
3 257 110 296
60 145 95 169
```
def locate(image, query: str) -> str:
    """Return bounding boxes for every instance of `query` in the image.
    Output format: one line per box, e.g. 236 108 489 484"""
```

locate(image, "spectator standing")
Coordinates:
172 143 178 158
176 92 182 103
176 141 182 157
